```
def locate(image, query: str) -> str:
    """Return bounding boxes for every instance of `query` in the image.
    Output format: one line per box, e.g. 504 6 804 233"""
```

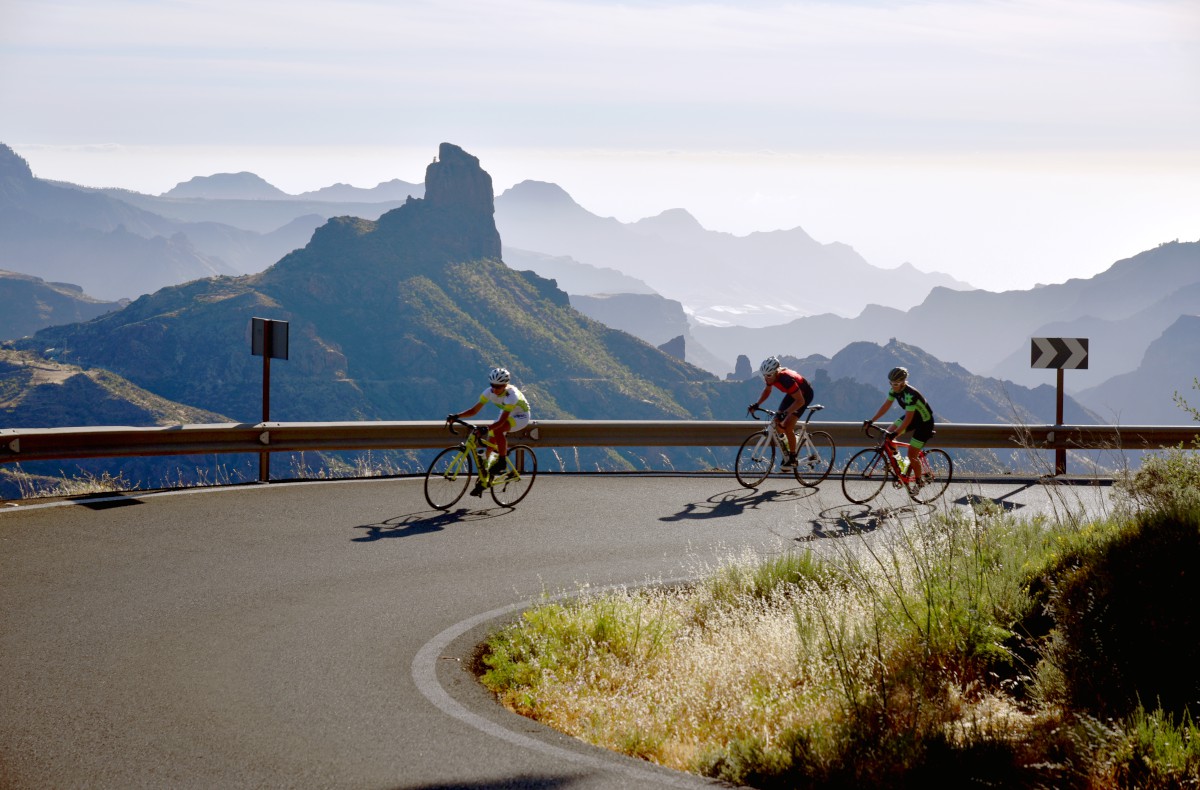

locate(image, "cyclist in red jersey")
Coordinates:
748 356 814 469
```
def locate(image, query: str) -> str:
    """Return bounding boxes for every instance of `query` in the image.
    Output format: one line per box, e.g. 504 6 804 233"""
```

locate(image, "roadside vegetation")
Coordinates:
476 418 1200 787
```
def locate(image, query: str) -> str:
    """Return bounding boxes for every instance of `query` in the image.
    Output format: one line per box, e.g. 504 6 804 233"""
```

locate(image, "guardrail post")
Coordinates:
1055 368 1066 475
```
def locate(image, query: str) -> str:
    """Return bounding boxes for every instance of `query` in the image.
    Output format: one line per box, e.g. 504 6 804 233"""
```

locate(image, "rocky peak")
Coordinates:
424 143 494 215
0 144 34 182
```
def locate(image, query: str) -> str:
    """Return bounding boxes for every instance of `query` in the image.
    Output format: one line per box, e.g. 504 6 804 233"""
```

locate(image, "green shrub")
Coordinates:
1114 706 1200 789
1035 506 1200 721
1117 443 1200 514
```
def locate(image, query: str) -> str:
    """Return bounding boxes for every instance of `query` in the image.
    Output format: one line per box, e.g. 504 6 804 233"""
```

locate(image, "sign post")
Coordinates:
251 318 289 482
1031 337 1088 475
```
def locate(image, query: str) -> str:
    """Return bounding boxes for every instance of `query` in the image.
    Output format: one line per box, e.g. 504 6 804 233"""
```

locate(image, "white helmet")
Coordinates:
488 367 511 385
759 356 781 377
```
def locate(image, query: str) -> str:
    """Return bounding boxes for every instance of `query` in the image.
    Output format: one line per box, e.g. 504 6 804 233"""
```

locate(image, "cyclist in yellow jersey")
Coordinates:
447 367 531 496
866 366 935 480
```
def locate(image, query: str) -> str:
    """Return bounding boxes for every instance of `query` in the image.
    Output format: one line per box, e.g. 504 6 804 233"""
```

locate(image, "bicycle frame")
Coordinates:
446 418 504 484
881 432 924 484
735 405 834 488
751 404 822 448
422 417 538 510
840 422 951 505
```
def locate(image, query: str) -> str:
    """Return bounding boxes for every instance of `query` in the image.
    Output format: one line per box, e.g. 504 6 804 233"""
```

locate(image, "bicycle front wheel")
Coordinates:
735 431 775 488
841 448 889 504
424 447 473 510
909 448 952 504
490 445 538 507
794 430 835 487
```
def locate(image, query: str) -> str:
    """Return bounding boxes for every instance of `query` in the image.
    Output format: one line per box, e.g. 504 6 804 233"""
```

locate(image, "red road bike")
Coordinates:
840 422 952 505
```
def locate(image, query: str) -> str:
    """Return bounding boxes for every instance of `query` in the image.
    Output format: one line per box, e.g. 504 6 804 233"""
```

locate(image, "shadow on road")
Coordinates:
352 506 514 542
797 500 943 542
954 482 1034 511
659 485 818 523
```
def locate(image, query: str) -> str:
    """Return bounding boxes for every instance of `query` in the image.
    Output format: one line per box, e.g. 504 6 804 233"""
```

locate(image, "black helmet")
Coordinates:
888 366 908 383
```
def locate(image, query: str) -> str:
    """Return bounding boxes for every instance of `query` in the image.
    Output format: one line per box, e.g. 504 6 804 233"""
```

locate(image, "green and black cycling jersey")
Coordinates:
887 384 934 425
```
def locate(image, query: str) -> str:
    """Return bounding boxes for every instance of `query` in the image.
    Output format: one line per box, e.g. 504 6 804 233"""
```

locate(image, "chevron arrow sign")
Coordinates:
1031 337 1089 369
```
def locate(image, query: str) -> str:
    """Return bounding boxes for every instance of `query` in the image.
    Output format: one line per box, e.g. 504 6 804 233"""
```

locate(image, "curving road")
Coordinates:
1 473 1113 789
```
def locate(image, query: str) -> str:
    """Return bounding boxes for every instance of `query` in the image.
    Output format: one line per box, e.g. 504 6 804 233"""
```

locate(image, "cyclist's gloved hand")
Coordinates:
446 413 456 425
747 403 758 415
862 419 872 429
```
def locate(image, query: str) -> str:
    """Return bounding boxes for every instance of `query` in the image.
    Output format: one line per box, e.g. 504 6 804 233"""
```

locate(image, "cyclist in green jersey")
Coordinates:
866 366 935 481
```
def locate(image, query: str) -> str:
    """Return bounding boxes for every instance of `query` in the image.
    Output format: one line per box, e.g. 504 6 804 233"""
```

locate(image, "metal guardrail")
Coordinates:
1 420 1195 464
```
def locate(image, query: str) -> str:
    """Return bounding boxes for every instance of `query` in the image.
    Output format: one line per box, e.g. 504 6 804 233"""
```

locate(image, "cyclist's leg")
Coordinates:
788 381 813 456
778 394 799 455
910 422 935 477
490 413 527 475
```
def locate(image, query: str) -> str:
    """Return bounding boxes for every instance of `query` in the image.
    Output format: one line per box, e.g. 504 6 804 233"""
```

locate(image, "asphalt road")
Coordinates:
1 473 1115 789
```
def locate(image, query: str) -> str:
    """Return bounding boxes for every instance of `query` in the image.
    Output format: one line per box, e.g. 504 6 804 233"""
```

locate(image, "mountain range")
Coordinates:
2 140 1196 437
5 144 756 479
493 179 974 327
2 141 1118 496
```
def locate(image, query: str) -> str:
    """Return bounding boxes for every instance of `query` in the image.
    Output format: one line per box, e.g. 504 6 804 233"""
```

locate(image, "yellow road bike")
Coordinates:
423 417 538 510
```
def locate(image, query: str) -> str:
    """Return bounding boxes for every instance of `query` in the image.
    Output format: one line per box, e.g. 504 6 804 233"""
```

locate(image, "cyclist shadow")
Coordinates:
798 500 936 542
351 506 513 542
659 485 819 523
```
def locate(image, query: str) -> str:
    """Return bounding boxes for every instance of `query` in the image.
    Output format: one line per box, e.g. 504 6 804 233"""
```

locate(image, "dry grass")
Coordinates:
479 500 1200 788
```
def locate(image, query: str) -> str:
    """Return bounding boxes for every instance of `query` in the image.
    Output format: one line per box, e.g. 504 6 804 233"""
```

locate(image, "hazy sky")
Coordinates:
3 0 1197 292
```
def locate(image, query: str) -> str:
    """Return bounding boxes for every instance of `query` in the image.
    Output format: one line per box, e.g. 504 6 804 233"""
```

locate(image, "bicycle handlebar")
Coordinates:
445 416 487 437
862 421 900 444
748 404 825 422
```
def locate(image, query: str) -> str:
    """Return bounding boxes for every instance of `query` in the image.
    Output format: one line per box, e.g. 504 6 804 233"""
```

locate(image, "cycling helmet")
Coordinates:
488 367 511 385
759 356 781 377
888 366 908 383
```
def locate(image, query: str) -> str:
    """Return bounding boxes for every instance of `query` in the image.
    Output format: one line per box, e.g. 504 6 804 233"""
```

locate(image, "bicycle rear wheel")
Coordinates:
490 445 538 507
909 448 952 504
794 430 835 487
735 431 775 488
840 448 889 504
424 447 472 510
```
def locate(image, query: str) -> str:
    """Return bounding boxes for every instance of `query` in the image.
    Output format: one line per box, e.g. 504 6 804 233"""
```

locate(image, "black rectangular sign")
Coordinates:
251 318 289 360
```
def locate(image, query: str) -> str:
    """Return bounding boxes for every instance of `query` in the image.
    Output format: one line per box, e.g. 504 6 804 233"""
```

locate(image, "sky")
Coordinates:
2 0 1198 293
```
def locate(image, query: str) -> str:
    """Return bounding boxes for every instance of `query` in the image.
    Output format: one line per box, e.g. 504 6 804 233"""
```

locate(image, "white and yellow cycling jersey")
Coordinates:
477 384 531 430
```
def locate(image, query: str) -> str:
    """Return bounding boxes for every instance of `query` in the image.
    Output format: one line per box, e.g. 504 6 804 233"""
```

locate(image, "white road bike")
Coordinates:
735 405 836 488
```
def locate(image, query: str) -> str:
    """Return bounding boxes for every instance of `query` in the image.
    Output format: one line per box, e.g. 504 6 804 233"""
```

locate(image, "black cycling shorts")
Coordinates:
900 419 935 447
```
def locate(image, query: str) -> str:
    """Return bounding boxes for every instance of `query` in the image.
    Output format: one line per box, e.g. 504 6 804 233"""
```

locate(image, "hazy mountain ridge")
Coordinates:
493 179 974 326
5 141 1194 430
1076 314 1200 424
692 240 1200 421
567 292 728 375
0 270 124 340
786 338 1101 427
7 145 733 438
